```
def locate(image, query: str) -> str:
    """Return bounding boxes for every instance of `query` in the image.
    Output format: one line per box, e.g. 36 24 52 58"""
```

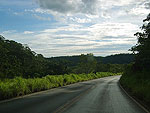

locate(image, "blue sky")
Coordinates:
0 0 149 57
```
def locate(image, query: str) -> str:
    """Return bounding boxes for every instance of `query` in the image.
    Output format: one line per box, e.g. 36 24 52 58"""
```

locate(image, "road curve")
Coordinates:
0 76 147 113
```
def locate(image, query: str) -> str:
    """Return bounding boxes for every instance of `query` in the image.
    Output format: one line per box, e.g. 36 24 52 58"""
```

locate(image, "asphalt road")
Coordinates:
0 76 147 113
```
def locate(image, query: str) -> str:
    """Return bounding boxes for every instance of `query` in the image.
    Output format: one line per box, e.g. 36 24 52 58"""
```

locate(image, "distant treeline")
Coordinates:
49 53 134 65
0 35 133 79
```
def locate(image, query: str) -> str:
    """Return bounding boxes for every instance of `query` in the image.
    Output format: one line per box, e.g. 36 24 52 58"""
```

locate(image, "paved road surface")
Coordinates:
0 76 147 113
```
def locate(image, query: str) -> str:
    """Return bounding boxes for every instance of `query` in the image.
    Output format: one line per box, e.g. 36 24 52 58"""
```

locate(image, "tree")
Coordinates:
77 53 97 74
131 13 150 71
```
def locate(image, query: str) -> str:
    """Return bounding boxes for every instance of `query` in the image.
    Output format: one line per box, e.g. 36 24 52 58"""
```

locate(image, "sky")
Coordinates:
0 0 149 57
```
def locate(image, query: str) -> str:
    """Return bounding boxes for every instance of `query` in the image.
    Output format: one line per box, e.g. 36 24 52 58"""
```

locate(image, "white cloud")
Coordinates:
2 30 17 34
1 21 139 57
33 14 51 21
24 31 34 34
129 7 149 15
25 8 52 14
70 17 91 23
127 0 149 16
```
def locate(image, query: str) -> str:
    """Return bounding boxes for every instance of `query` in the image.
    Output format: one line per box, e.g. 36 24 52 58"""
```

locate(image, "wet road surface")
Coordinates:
0 76 147 113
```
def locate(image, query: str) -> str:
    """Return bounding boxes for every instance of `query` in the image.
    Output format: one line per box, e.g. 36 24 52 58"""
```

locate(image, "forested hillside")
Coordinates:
0 35 133 79
96 54 134 64
0 35 69 78
49 54 134 65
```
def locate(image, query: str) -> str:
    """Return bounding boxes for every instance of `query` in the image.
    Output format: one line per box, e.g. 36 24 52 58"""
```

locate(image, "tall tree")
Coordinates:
77 53 97 74
131 13 150 71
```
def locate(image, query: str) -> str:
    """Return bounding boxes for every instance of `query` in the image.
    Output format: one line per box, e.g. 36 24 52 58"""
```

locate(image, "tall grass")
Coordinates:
120 71 150 106
0 72 120 100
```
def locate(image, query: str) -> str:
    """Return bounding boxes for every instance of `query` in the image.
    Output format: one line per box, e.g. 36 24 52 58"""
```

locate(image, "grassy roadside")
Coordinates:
0 72 120 100
120 71 150 109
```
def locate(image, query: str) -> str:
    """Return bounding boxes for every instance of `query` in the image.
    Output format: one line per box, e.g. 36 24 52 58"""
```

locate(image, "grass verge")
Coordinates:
120 71 150 109
0 72 120 100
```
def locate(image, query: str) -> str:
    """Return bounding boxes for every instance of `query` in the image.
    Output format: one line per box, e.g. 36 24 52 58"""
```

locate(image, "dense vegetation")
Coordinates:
120 14 150 107
0 72 120 100
0 34 133 100
0 35 133 79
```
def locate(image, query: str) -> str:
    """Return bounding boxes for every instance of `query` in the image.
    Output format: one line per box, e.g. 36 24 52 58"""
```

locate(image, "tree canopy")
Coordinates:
131 13 150 71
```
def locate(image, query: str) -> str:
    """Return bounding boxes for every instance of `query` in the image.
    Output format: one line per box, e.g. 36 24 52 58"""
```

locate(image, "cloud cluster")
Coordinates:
128 0 150 15
36 0 149 15
36 0 99 15
32 0 150 26
1 0 149 57
2 21 139 57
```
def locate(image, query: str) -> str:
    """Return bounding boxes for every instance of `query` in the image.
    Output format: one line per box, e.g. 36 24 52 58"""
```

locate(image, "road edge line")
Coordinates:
118 80 150 113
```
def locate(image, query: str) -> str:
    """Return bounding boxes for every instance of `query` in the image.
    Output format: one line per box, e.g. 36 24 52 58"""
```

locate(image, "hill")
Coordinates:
0 35 134 79
48 54 134 66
